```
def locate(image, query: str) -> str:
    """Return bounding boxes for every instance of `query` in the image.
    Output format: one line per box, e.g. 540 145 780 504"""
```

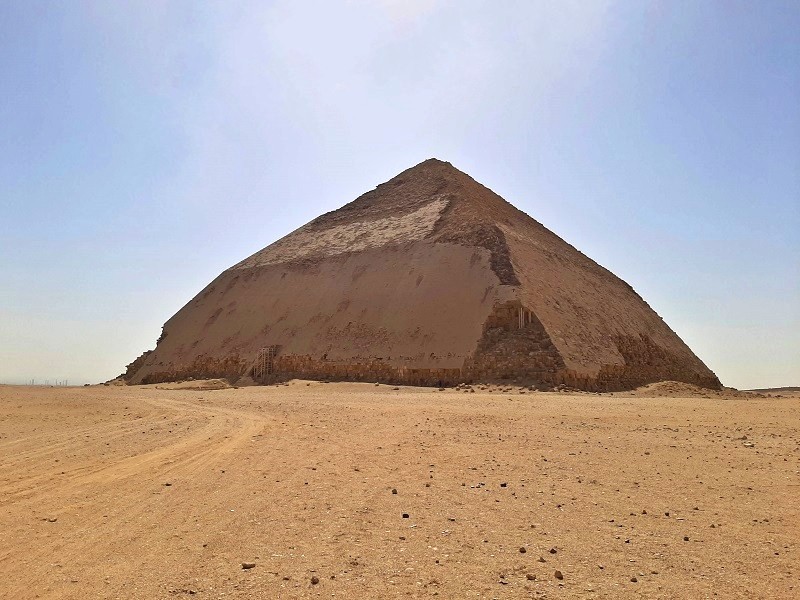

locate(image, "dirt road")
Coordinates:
0 382 797 598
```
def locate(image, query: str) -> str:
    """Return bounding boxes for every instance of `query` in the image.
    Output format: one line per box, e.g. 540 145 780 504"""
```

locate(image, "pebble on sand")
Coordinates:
241 562 256 570
554 570 564 580
311 575 320 585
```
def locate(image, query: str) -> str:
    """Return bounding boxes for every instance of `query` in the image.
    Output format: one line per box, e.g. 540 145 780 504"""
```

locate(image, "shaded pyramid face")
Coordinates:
125 159 720 391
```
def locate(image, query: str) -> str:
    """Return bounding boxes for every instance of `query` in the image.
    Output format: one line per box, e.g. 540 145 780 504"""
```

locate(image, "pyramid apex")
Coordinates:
420 157 451 165
400 157 460 174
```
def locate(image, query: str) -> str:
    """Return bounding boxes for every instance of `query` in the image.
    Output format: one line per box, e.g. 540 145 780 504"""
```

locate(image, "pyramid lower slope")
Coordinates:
126 159 720 391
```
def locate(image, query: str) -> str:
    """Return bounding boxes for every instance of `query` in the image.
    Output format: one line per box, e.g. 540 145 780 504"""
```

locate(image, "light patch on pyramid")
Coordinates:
234 196 450 268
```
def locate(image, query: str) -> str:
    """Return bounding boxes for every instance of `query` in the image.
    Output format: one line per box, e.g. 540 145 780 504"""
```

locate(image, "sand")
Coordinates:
0 382 797 599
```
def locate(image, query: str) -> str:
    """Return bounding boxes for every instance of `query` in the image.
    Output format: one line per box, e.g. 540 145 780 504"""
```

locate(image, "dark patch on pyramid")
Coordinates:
124 159 720 391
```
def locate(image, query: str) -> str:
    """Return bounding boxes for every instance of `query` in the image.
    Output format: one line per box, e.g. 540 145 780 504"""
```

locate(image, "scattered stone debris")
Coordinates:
170 587 197 595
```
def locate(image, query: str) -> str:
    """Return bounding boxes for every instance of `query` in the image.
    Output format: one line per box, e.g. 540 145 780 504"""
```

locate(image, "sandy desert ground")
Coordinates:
0 381 797 599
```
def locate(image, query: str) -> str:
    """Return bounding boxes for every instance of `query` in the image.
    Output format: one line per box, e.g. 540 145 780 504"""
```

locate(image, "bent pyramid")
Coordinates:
125 159 720 391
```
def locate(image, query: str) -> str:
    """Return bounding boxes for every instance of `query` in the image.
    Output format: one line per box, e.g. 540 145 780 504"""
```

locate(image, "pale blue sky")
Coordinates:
1 1 798 388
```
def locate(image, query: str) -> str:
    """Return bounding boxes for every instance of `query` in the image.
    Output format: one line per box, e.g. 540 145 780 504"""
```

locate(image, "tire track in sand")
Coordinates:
0 391 272 598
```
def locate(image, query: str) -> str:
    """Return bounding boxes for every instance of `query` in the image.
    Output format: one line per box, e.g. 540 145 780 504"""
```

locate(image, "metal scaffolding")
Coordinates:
254 346 279 380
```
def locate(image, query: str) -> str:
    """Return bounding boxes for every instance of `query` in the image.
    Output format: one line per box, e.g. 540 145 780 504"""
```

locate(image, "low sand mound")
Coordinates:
154 378 232 391
631 381 723 397
629 381 754 398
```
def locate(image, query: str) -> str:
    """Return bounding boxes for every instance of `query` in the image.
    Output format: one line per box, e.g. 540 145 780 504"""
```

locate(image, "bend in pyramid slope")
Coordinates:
233 159 454 269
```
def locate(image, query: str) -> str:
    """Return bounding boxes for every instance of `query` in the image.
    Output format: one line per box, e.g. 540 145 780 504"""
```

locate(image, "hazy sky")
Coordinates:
1 1 798 389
